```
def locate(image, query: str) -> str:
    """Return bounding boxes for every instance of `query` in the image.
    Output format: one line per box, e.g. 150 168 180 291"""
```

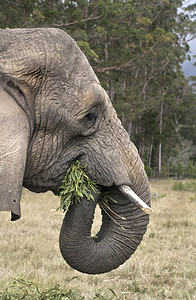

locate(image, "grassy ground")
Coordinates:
0 180 195 299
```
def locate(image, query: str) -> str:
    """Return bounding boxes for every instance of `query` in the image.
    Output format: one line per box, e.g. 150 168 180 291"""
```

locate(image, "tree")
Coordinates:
1 0 195 177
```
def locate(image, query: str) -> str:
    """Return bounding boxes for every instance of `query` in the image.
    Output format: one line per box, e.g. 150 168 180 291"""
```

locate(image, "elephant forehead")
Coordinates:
0 28 98 89
79 83 109 107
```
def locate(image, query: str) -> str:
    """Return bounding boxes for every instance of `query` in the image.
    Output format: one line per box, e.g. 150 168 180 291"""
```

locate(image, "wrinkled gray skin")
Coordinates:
0 28 150 274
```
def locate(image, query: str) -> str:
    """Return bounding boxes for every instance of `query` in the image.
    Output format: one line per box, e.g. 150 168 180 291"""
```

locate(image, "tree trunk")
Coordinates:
127 121 132 139
158 101 163 177
148 139 153 167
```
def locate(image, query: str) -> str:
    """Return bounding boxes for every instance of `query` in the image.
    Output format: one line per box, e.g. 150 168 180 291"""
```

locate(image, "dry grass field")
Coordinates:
0 180 195 299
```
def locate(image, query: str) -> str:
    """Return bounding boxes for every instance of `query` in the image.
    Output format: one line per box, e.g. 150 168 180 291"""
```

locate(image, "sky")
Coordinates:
181 0 196 78
182 39 196 77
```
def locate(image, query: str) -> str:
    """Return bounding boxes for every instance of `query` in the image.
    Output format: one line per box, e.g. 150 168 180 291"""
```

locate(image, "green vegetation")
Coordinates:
172 179 196 192
58 160 98 212
58 160 116 212
0 0 195 178
0 279 80 300
0 180 195 299
170 161 196 179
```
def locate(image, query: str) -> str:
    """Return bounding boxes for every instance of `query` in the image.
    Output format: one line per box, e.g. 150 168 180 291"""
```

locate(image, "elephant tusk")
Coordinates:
118 185 152 215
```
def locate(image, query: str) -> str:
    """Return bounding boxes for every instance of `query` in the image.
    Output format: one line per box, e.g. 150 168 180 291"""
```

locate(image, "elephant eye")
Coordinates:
84 110 98 128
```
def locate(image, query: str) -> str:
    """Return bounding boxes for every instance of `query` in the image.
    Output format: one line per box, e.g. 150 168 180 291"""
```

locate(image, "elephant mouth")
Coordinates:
71 156 152 214
55 156 152 215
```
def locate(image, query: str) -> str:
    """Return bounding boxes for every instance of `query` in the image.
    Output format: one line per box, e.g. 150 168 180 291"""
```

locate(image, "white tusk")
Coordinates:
118 185 152 215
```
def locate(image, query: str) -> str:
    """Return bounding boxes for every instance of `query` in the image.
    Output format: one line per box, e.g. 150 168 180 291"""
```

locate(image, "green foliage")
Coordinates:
76 41 98 61
0 0 195 178
172 181 186 191
58 161 116 212
58 160 98 212
145 165 154 177
172 180 196 193
0 279 81 299
189 194 196 202
98 191 117 206
170 161 196 179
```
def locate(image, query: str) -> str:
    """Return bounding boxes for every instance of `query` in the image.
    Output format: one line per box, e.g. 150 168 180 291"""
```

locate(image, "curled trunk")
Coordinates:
59 183 150 274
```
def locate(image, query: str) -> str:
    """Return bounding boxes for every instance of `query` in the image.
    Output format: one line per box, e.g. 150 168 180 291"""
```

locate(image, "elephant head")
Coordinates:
0 28 151 274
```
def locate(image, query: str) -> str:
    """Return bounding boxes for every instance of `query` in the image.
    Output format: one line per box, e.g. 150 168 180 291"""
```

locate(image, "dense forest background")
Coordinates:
1 0 196 178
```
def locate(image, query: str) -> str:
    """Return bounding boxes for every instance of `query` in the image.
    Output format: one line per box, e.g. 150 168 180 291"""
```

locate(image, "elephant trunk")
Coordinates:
59 181 150 274
59 111 151 274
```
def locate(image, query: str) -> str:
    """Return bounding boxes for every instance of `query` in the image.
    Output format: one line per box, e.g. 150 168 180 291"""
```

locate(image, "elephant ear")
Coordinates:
0 29 36 220
0 85 30 220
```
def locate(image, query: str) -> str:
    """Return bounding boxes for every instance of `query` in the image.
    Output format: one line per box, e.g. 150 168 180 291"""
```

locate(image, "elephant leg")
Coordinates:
0 85 30 220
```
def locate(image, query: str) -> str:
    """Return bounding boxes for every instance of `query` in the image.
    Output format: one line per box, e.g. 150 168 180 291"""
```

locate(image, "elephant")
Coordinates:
0 28 151 274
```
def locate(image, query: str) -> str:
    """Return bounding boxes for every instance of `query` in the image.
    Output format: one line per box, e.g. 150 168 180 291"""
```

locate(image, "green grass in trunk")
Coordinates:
58 160 116 212
58 160 99 212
